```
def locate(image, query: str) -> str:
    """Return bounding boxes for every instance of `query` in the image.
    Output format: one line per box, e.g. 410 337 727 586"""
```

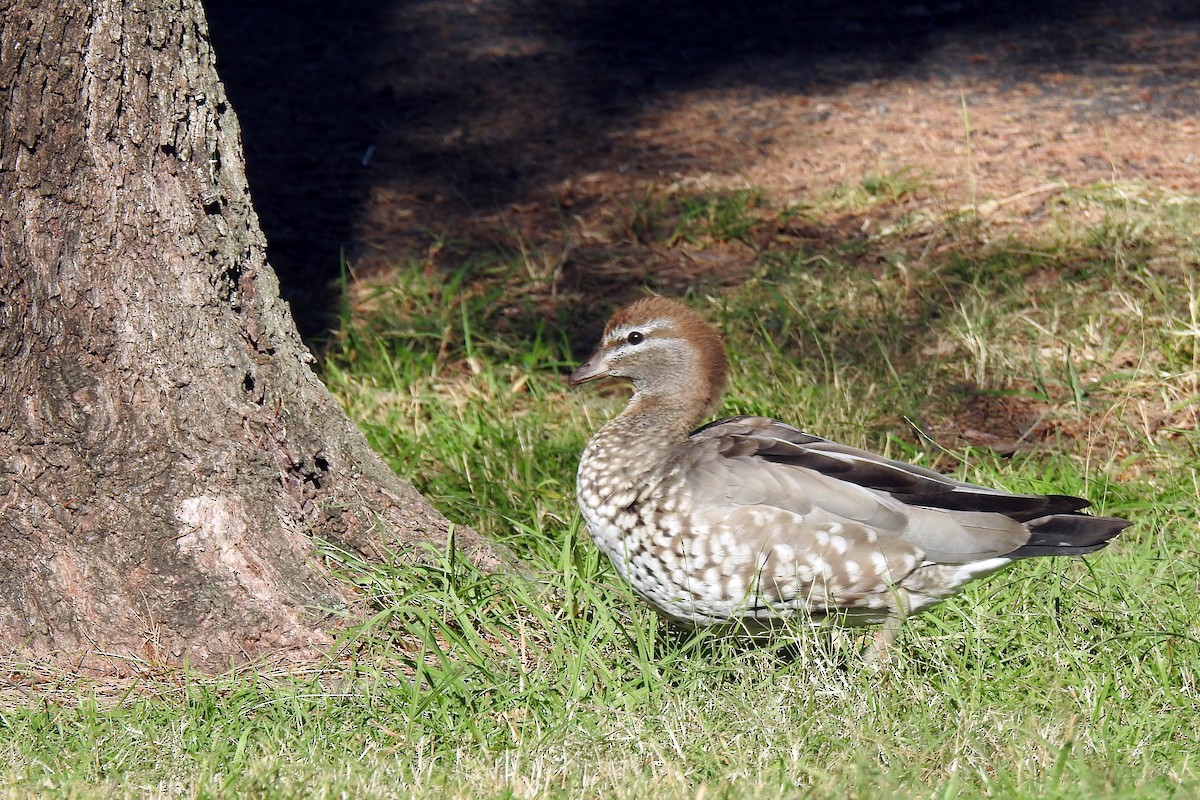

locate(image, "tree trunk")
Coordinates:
0 0 511 674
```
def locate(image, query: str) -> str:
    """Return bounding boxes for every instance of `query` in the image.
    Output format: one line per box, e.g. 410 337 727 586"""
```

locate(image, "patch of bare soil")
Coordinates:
354 1 1199 289
206 0 1199 448
208 0 1198 308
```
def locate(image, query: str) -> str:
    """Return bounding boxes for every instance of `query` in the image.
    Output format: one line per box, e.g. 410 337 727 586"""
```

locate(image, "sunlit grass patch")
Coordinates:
6 179 1199 798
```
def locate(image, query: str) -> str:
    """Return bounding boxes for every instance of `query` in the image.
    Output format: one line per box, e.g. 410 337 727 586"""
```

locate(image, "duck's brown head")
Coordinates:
570 296 729 425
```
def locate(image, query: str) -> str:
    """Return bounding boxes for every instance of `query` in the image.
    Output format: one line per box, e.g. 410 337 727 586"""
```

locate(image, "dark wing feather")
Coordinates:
1011 514 1132 557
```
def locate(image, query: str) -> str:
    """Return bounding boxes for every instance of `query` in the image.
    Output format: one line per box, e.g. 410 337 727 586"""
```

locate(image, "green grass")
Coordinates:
4 182 1200 798
629 187 769 247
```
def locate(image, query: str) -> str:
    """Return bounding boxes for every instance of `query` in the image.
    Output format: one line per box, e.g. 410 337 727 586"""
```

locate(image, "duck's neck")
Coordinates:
600 389 712 447
580 388 716 496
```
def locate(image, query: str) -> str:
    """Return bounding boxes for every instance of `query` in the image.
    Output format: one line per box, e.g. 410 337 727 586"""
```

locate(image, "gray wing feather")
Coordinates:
694 416 1090 519
685 415 1110 563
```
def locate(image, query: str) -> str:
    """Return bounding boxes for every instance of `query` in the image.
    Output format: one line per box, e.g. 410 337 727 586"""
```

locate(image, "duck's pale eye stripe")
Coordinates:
606 319 672 345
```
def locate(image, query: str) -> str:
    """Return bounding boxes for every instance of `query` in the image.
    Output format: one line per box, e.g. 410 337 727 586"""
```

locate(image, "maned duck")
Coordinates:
570 296 1130 654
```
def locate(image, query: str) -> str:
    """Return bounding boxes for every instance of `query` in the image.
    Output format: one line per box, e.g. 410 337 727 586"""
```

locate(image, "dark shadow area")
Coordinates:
205 0 393 341
203 0 1198 341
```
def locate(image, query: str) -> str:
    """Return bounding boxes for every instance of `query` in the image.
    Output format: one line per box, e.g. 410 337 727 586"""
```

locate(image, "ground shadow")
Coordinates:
204 0 1197 341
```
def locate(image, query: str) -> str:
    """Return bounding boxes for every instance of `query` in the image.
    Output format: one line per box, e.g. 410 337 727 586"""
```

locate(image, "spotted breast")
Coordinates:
570 295 1131 654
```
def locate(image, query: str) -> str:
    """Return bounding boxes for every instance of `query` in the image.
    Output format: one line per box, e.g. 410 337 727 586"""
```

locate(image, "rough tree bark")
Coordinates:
0 0 511 674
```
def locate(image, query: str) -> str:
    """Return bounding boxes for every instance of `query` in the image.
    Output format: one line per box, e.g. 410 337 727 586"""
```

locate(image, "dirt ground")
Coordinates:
204 0 1200 339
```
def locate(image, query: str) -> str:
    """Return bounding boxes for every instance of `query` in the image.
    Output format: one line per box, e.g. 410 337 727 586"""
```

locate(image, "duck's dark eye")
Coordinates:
626 331 645 345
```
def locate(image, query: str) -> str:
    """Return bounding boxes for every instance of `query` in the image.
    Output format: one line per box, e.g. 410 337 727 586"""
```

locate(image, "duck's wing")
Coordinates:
691 415 1088 520
685 416 1127 563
